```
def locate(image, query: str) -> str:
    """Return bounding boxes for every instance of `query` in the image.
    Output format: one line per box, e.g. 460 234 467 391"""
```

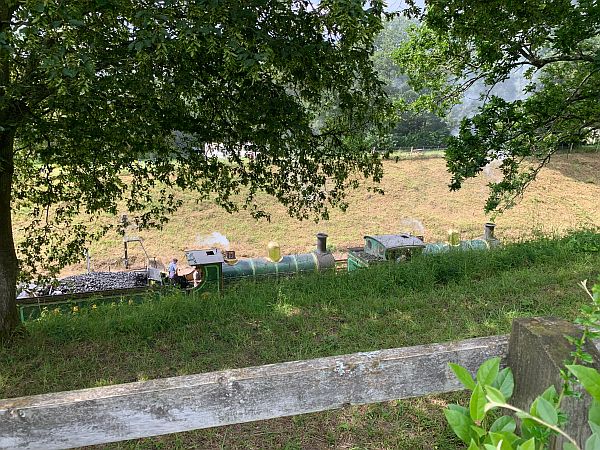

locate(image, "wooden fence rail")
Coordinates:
0 335 508 450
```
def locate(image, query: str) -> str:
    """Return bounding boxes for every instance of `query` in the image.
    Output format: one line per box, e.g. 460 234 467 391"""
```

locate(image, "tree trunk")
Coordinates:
0 2 19 341
0 130 19 341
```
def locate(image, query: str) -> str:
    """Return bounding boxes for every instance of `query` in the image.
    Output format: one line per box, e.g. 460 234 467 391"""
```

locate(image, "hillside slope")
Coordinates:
11 153 600 275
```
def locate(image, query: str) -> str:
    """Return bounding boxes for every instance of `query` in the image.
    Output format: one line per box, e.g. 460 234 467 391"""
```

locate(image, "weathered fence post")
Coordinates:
507 317 600 449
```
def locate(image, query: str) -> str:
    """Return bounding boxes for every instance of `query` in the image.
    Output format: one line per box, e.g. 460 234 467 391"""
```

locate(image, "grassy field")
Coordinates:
2 232 600 448
10 152 600 276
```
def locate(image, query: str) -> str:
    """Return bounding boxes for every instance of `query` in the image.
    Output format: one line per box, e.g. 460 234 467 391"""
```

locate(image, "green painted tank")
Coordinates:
222 252 336 281
422 242 451 254
424 238 494 254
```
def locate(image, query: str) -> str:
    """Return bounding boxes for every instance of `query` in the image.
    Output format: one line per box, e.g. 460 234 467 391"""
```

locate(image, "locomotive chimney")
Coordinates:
484 223 496 240
316 233 328 254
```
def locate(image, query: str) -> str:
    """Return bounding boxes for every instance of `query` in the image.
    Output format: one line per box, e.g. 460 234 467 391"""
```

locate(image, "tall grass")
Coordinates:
2 230 599 398
2 231 599 449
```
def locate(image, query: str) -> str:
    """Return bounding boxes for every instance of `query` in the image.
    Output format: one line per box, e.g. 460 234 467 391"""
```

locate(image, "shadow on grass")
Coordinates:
1 230 600 401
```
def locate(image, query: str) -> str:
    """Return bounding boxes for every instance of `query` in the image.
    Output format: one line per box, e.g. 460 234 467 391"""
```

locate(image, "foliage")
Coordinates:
372 16 450 148
0 0 392 334
390 115 450 148
446 279 600 450
1 0 390 276
394 1 600 212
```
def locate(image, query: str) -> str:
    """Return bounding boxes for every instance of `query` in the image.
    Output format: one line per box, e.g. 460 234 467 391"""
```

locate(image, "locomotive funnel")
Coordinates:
316 233 328 254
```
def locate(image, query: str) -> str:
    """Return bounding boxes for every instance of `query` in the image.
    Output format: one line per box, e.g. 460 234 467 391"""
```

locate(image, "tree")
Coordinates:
0 0 389 339
372 15 451 148
394 0 600 210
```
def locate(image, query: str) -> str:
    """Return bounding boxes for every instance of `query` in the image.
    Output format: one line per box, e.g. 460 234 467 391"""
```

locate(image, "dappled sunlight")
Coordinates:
428 396 451 408
93 379 116 388
273 301 302 317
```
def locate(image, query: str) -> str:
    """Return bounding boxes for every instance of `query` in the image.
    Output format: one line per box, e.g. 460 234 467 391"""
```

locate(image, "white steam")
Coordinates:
195 232 230 249
483 158 504 182
399 218 426 236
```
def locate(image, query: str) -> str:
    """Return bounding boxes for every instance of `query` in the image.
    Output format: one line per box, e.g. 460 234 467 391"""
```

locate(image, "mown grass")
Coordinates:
2 231 600 449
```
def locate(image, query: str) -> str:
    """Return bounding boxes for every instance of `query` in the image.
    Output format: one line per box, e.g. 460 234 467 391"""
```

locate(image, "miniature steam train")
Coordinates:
183 223 500 291
16 223 500 321
347 223 499 271
176 233 336 292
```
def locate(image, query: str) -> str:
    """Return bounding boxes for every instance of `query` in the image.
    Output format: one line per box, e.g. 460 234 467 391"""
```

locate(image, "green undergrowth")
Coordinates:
2 231 600 449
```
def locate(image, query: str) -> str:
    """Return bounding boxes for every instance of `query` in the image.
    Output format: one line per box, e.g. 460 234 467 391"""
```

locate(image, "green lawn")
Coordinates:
2 231 600 449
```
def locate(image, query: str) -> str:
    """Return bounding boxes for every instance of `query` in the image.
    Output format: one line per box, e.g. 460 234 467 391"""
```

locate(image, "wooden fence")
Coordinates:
1 317 598 449
0 335 507 450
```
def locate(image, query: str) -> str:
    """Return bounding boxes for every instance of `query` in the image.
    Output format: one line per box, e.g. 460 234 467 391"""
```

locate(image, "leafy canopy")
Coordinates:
2 0 390 277
372 15 450 148
394 0 600 211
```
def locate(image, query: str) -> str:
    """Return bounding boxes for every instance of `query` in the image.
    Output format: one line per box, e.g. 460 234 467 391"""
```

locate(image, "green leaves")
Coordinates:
444 358 577 449
586 433 600 450
492 368 514 399
534 397 558 426
517 438 536 450
444 407 476 443
394 0 600 213
450 362 476 390
444 281 600 449
3 0 391 288
477 358 501 387
445 360 516 447
565 365 600 449
470 384 487 422
485 386 506 405
589 400 600 435
490 416 516 434
467 440 479 450
567 365 600 402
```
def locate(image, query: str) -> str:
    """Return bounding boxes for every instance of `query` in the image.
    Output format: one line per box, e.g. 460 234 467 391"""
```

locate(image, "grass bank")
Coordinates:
2 231 600 448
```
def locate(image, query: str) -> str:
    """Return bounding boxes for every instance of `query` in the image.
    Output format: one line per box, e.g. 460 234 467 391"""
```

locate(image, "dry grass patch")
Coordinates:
11 153 600 276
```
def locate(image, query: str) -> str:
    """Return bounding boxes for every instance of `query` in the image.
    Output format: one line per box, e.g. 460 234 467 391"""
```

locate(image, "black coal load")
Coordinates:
57 272 147 294
17 272 148 298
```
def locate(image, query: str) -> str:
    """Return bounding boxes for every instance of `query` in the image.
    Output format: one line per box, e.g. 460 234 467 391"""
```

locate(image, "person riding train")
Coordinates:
168 258 178 285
